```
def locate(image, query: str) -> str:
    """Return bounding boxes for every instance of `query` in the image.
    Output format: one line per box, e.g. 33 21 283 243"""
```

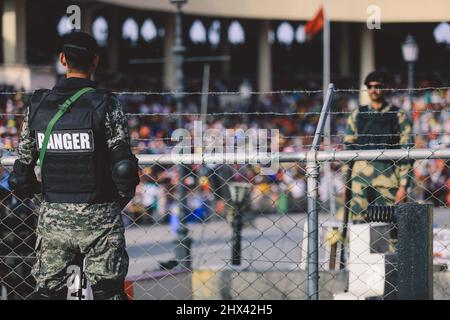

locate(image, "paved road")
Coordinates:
125 208 450 277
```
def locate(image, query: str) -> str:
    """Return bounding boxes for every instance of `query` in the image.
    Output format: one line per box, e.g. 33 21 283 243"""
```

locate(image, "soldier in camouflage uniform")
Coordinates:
344 71 412 222
8 32 139 300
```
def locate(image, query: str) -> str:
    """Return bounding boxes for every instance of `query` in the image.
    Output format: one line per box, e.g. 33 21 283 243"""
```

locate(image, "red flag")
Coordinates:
305 7 324 39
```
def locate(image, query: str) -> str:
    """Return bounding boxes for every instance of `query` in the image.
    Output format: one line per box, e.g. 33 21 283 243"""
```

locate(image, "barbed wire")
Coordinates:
116 89 325 96
335 86 450 93
136 141 447 151
0 86 449 96
131 133 449 143
0 108 448 118
117 86 450 94
127 110 448 117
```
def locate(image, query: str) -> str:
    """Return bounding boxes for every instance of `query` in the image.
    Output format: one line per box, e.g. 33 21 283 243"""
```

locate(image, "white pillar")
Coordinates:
2 0 26 65
359 26 375 105
163 16 175 90
258 20 272 93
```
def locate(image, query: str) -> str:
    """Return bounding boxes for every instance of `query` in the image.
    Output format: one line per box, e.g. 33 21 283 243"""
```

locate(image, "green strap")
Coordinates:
38 87 95 168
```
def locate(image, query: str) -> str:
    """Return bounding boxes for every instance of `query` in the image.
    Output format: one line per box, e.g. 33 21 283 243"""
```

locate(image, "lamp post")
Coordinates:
401 34 419 116
228 182 252 266
170 0 191 269
401 34 419 203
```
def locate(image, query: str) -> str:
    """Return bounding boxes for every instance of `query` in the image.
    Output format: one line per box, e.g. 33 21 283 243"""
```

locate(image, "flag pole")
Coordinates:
322 0 336 218
323 0 330 93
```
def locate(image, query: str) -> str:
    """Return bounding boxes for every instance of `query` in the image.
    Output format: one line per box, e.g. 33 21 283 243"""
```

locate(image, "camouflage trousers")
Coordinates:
349 160 399 222
31 202 129 299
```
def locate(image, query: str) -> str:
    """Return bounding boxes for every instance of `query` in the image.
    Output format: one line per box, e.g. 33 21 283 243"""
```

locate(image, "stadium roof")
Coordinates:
98 0 450 22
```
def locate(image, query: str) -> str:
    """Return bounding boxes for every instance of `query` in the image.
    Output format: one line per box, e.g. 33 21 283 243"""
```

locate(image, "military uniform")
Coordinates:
15 77 134 299
344 102 412 221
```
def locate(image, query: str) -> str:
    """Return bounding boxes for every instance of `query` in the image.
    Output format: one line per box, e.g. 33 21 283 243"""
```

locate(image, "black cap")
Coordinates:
62 31 99 57
364 70 390 86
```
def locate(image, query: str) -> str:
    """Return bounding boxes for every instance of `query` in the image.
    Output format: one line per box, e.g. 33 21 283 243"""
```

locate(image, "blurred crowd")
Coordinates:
0 83 449 228
118 84 450 225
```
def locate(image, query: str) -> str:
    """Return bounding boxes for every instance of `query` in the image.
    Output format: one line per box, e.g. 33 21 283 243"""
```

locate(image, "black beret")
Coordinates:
364 71 390 86
62 31 99 57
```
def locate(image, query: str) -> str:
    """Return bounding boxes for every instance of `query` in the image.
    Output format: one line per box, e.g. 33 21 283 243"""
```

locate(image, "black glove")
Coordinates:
8 160 40 200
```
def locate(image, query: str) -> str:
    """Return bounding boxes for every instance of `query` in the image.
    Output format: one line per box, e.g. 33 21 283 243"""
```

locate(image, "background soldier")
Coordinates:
344 71 413 222
8 31 139 300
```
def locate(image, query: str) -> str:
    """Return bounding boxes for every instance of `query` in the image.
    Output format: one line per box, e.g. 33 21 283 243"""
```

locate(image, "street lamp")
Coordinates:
170 0 192 270
228 182 252 266
401 34 419 114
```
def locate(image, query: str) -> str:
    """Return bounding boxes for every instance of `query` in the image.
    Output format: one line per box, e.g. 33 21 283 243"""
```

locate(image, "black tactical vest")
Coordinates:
356 104 400 150
28 89 116 203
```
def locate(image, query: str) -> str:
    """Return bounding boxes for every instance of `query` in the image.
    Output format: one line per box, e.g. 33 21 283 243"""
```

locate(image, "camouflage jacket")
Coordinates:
18 82 131 231
343 102 413 188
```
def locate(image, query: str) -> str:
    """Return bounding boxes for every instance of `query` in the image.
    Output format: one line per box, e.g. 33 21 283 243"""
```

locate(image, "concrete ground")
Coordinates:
125 208 450 277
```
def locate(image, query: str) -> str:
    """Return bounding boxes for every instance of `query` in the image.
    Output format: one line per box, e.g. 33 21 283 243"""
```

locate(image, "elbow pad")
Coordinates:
111 144 140 197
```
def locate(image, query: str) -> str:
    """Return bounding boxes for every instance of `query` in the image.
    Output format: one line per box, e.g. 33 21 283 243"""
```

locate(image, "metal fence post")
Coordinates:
228 182 252 266
231 207 243 266
306 152 320 300
171 0 192 270
367 203 433 300
306 83 334 300
396 203 433 300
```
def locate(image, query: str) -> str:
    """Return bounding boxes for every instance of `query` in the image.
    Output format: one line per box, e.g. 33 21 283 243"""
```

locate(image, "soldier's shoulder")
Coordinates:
93 87 109 95
358 105 369 111
94 88 122 112
104 90 120 105
388 104 401 112
30 88 51 103
32 88 50 95
104 94 126 125
349 105 365 118
389 104 407 116
92 87 115 101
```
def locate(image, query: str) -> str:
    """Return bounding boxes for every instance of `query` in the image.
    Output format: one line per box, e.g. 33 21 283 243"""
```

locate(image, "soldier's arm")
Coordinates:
18 106 38 165
104 95 131 149
8 104 39 196
105 95 140 202
341 109 359 176
397 109 413 187
343 108 358 150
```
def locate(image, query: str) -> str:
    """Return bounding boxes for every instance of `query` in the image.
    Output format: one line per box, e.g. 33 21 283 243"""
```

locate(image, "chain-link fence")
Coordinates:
0 86 449 300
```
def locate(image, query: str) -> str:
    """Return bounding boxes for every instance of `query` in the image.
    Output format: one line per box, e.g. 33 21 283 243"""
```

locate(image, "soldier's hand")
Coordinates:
395 186 407 204
8 160 40 200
